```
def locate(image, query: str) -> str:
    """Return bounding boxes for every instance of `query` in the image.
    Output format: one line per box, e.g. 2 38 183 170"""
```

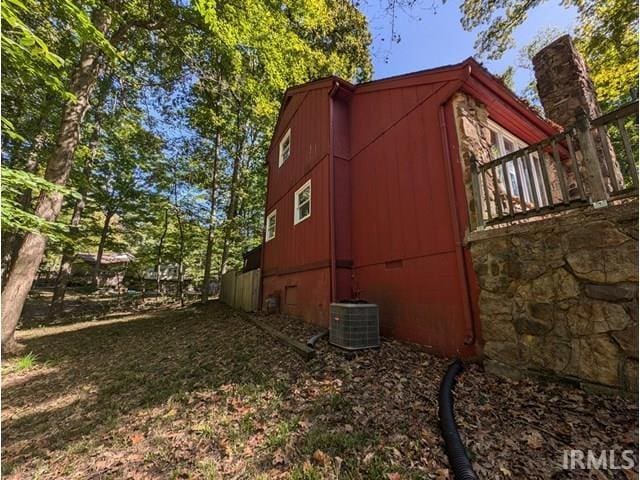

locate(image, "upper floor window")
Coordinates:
279 129 291 167
488 121 545 206
294 180 311 224
489 123 524 158
265 209 277 241
490 126 523 196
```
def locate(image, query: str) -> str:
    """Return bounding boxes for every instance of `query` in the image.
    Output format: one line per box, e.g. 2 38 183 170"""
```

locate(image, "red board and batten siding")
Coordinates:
261 59 559 357
331 89 354 302
348 75 477 356
262 84 333 325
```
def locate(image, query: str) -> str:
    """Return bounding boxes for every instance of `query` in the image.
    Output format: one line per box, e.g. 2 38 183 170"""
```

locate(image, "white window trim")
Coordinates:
278 128 291 167
265 209 277 241
488 120 546 206
293 179 311 225
488 120 527 157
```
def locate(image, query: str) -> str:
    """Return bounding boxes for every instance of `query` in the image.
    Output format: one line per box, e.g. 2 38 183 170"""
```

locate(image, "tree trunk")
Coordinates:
49 254 75 318
92 211 114 289
48 112 101 318
155 208 169 301
48 196 87 318
201 135 219 303
175 208 185 308
1 10 111 354
218 111 246 280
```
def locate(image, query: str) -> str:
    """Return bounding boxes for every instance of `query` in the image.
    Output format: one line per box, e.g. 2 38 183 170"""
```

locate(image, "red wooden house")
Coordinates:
260 58 559 357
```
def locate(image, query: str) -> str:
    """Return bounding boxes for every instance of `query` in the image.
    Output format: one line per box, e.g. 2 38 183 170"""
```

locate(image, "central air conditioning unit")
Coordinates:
329 302 380 350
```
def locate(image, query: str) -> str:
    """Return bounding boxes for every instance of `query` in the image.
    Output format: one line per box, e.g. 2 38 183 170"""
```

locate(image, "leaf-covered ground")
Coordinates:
2 301 637 479
18 289 156 330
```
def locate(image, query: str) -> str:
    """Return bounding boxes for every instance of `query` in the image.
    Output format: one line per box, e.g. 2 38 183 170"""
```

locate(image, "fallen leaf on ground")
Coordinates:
525 430 544 449
272 448 285 466
312 449 329 465
435 468 450 480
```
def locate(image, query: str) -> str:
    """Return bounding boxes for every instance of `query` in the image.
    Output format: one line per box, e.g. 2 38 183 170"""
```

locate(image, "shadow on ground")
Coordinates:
2 301 638 479
3 302 309 478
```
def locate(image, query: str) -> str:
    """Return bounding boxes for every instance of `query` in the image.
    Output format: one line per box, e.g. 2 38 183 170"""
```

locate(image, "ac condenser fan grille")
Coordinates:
329 303 380 350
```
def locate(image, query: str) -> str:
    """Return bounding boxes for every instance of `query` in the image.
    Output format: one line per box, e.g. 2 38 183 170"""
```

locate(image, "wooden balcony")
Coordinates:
470 100 639 229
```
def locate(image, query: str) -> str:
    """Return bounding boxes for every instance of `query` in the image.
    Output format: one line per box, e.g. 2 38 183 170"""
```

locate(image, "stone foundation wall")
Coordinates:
467 200 638 394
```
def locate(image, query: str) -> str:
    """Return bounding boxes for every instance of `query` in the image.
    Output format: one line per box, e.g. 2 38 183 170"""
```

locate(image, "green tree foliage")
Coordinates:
573 0 638 107
459 0 638 107
2 0 372 346
0 0 113 244
1 166 78 241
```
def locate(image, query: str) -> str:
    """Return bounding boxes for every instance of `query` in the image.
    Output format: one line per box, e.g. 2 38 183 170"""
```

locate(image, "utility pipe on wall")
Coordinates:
328 81 339 303
438 104 476 346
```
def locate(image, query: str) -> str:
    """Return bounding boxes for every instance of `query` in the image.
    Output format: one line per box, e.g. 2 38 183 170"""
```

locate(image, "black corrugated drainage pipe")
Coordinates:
306 330 328 348
438 359 478 480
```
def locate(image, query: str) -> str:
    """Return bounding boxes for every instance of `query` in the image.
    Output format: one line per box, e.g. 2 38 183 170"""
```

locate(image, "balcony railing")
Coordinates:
470 100 639 229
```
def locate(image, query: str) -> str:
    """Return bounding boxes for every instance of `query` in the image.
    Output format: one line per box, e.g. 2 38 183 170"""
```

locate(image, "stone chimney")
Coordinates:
532 34 602 127
533 34 621 196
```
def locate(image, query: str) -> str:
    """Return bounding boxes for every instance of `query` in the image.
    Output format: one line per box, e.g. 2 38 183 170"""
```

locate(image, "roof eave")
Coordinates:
464 58 559 136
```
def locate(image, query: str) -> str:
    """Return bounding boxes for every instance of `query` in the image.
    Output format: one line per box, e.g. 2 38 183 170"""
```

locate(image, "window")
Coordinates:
488 121 546 206
294 180 311 224
279 129 291 167
265 210 277 241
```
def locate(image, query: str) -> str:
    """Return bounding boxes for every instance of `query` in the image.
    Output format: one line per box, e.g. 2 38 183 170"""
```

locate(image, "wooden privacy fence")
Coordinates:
471 100 639 228
220 269 260 312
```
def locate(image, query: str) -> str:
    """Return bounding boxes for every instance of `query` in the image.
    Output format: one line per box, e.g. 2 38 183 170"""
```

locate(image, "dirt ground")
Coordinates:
2 298 638 479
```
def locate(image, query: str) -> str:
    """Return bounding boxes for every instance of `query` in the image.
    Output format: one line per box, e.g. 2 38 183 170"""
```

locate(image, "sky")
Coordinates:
361 0 579 94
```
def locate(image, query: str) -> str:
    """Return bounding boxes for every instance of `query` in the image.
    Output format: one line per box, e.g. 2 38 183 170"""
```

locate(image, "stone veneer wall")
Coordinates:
467 200 638 394
451 92 493 231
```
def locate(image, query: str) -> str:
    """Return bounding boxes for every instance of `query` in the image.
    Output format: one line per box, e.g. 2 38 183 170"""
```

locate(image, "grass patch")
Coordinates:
265 416 299 449
312 392 351 415
228 413 255 445
362 454 393 479
197 459 219 479
301 428 374 457
290 463 323 480
65 439 94 456
16 352 38 371
1 351 48 375
194 423 215 439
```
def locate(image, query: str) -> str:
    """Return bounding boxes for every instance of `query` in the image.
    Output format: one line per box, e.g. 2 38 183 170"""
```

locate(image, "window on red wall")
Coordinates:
294 179 311 224
279 129 291 167
265 210 276 241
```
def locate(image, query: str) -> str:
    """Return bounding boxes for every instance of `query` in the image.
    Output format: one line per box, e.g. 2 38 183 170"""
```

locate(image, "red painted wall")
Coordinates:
266 87 330 204
348 79 477 356
262 84 333 325
332 91 354 302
